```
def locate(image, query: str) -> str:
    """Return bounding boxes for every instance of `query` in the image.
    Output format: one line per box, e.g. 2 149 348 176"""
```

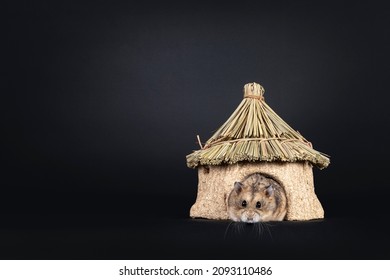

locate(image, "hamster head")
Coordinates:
227 181 282 223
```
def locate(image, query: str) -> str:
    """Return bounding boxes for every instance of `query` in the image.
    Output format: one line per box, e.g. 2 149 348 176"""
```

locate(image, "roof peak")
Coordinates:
243 82 265 100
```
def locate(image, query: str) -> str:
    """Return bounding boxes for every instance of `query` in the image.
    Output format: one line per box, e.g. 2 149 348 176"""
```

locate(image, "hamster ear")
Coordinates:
233 182 243 194
265 185 274 197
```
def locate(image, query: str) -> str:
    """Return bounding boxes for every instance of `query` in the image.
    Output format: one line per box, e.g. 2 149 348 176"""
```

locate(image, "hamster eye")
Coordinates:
256 201 262 208
241 200 247 207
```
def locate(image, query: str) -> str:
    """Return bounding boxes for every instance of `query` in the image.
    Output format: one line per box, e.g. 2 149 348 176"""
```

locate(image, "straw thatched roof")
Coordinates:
186 82 330 169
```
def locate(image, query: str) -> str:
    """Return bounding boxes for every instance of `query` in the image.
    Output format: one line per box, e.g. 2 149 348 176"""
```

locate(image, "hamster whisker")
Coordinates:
224 221 246 238
224 221 234 239
248 222 272 240
263 222 274 240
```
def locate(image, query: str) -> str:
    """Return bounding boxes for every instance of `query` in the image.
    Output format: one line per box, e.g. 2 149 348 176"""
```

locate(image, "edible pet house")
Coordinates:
186 82 330 221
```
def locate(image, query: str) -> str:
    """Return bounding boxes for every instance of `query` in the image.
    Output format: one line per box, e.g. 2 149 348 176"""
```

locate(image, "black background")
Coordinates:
3 0 390 259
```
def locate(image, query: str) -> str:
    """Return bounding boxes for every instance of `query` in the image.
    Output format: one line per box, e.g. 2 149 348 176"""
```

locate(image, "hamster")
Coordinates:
227 173 287 223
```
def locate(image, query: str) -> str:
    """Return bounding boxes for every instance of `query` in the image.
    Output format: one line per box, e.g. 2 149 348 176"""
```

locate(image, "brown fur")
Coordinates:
227 173 287 222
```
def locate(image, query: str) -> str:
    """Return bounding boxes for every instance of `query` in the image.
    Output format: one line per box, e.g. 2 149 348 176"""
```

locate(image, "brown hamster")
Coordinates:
227 173 287 223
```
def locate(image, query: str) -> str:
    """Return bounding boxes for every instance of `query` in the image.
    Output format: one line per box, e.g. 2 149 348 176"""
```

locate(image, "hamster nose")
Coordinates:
246 216 254 224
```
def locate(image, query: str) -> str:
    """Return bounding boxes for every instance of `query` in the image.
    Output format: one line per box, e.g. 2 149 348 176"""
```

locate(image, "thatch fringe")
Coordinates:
186 83 330 169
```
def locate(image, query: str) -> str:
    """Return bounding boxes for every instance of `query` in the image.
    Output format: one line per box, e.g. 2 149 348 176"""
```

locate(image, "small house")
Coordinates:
186 82 330 221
